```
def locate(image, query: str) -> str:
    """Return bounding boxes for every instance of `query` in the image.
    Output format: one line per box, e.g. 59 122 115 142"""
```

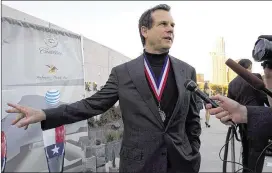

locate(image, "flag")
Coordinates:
42 125 65 173
1 131 7 173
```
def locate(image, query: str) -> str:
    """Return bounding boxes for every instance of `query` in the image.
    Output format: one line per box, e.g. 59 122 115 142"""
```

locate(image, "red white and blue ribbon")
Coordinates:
144 55 170 102
1 131 7 173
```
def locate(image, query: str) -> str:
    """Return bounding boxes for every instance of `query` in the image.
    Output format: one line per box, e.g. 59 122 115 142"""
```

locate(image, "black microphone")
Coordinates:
184 79 218 108
184 79 235 125
225 58 272 98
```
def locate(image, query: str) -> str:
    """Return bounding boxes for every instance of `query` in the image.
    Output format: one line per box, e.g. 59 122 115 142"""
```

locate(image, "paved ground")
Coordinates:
198 109 272 172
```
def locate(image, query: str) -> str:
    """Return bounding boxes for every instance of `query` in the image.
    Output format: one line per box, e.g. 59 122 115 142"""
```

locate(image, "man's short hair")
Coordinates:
138 4 171 46
238 59 252 69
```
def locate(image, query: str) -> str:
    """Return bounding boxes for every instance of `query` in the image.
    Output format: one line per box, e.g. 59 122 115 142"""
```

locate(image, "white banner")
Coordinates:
1 17 87 172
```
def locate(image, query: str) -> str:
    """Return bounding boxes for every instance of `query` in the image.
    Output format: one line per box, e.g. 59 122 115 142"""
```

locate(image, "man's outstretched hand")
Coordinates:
6 103 46 130
205 95 248 124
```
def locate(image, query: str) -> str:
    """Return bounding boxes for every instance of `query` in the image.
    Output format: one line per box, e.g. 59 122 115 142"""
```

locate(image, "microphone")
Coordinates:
184 79 218 108
184 79 235 125
225 58 272 98
258 35 272 41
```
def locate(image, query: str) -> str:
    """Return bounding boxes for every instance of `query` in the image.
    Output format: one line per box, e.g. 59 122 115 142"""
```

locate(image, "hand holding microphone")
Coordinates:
184 80 235 126
205 95 248 125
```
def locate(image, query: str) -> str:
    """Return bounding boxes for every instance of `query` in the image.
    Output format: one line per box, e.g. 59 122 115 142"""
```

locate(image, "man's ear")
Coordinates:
141 26 148 39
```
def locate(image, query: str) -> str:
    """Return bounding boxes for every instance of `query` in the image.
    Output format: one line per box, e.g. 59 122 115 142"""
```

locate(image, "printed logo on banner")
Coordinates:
46 65 58 74
36 65 68 81
45 89 61 106
39 34 62 55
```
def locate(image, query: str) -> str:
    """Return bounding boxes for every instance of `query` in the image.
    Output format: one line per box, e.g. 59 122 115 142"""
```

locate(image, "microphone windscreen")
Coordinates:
258 35 272 41
225 59 265 90
184 79 197 91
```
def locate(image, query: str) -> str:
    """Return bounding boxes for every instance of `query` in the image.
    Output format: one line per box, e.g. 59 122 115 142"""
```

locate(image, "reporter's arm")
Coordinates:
246 106 272 138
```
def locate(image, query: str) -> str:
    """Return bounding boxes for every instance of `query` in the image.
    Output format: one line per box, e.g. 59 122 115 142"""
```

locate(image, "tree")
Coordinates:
197 82 204 91
210 84 228 95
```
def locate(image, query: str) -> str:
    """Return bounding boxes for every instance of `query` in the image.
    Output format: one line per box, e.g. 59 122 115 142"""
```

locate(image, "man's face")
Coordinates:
142 10 175 51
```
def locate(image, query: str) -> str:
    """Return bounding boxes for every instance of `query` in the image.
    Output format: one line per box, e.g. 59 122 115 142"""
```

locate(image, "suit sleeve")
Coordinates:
186 68 201 152
247 106 272 139
195 96 203 111
41 67 119 130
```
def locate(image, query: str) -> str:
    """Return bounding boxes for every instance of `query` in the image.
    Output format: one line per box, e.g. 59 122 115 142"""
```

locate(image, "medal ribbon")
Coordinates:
144 55 170 102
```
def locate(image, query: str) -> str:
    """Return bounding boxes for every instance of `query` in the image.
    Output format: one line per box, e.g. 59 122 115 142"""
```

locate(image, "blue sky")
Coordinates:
3 1 272 80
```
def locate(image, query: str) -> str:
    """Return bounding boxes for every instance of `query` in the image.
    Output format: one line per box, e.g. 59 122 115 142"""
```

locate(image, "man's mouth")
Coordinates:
163 37 172 41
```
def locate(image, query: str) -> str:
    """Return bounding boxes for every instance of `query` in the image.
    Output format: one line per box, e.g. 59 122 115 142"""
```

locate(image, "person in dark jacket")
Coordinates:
227 59 269 173
5 4 201 173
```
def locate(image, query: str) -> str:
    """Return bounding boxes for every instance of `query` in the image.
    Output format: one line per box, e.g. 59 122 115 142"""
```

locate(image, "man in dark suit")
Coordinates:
227 59 269 173
6 4 201 173
228 59 268 106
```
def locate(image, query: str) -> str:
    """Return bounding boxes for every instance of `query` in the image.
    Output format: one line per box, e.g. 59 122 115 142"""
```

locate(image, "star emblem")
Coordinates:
51 145 59 155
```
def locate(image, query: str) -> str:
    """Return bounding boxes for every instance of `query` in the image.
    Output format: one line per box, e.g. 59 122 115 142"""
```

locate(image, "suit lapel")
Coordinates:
126 55 164 128
165 56 187 131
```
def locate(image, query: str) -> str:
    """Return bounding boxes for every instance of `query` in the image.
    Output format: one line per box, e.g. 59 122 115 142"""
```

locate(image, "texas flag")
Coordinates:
1 131 7 173
42 125 65 173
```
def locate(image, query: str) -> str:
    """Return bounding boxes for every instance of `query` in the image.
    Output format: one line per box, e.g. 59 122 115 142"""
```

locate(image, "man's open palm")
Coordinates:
6 103 46 129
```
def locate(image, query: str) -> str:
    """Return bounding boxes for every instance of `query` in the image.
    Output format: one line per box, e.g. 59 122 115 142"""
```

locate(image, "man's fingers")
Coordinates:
6 108 21 113
7 103 25 113
209 107 224 115
220 115 231 123
11 113 25 125
17 119 30 128
205 104 212 109
210 94 220 101
210 94 226 104
215 111 229 119
24 125 29 130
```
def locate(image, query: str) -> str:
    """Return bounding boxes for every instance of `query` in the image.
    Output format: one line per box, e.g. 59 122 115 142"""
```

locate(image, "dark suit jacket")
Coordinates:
41 54 201 173
196 96 203 111
228 73 268 106
247 106 272 139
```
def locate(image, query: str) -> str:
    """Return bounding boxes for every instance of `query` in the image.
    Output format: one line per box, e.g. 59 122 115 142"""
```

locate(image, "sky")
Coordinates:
2 1 272 81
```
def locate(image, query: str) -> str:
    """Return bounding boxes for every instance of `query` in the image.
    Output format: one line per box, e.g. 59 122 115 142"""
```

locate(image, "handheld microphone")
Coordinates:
225 58 272 98
184 79 235 125
184 79 218 108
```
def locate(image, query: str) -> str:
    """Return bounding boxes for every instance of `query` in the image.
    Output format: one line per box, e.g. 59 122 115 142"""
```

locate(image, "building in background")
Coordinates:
227 59 241 83
210 37 228 85
196 73 204 83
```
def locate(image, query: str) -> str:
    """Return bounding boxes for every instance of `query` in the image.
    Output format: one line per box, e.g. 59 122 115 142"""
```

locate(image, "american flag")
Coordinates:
1 131 7 173
42 125 65 173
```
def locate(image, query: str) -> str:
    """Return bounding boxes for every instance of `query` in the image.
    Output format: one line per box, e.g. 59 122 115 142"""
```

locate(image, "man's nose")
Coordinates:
166 25 174 33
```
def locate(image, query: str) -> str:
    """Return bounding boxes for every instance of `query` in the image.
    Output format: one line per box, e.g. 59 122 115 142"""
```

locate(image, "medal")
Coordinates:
144 55 170 122
158 103 166 122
